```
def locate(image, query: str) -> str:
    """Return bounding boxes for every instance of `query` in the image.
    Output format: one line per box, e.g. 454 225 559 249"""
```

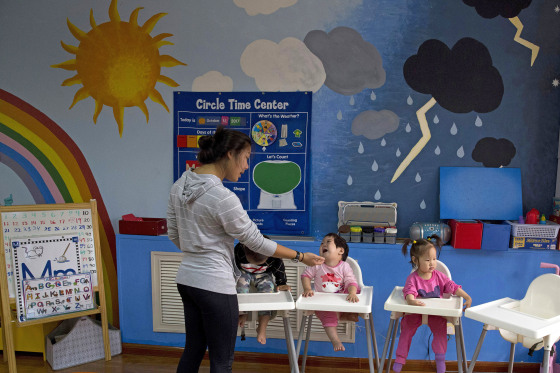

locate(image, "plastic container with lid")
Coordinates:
338 225 351 242
350 226 362 242
385 227 397 244
374 227 385 243
362 227 374 242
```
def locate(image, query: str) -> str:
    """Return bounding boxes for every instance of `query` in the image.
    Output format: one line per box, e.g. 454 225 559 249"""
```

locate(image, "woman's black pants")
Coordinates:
176 284 239 373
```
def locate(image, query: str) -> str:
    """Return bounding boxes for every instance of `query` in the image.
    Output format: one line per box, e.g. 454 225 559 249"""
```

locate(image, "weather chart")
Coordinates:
173 92 312 235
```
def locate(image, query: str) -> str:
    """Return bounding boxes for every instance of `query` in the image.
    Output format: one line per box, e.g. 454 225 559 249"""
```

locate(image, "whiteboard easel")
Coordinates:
0 200 110 373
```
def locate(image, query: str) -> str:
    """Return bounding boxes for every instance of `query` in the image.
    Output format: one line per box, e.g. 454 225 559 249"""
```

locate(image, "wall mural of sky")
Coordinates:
1 0 559 239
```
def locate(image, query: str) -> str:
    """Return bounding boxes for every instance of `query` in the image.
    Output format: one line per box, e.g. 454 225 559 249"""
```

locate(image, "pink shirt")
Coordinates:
302 261 359 294
403 269 460 299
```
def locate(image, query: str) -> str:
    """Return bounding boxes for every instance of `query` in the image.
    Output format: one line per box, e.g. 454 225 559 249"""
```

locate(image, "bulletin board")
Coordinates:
173 91 312 236
439 167 523 220
0 200 110 373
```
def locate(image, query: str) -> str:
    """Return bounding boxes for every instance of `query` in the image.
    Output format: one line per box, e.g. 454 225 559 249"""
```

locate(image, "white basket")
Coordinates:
507 221 560 239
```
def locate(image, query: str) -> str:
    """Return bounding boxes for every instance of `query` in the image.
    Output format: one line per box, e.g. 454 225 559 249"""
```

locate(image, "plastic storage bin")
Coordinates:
374 227 385 243
338 225 351 242
506 220 560 238
119 217 167 235
448 219 483 249
385 228 397 244
350 226 362 242
362 227 374 242
481 221 511 251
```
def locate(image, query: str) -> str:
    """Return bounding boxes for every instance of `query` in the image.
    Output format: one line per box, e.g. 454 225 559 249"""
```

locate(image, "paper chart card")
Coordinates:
23 273 94 321
11 235 82 321
1 208 97 298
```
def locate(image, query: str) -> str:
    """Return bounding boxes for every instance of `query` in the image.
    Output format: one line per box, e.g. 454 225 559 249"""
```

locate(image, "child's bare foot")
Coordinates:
332 340 345 351
256 323 267 344
256 314 271 344
339 312 359 322
325 326 345 351
238 313 248 327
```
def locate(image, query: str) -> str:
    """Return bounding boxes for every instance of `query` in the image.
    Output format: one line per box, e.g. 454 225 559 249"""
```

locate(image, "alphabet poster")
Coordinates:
1 208 97 298
11 235 83 321
22 273 94 321
173 91 312 235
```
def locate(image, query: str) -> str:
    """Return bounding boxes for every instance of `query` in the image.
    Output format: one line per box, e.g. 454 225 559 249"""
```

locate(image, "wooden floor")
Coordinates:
0 346 541 373
0 352 368 373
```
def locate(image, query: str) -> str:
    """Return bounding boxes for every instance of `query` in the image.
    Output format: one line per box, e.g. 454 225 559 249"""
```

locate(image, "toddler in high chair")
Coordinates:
235 240 291 344
393 235 472 373
301 233 359 351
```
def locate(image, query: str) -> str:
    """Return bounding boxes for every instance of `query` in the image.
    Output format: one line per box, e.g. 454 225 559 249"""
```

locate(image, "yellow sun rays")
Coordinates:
52 0 186 137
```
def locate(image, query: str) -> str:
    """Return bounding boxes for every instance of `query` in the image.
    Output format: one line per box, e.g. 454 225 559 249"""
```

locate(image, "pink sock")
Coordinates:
435 353 446 373
392 362 402 372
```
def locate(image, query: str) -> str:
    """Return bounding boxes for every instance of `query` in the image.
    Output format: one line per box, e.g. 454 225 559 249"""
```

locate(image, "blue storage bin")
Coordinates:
481 221 511 251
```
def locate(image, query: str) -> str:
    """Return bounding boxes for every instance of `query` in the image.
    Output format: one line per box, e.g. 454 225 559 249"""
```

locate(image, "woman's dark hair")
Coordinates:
197 126 252 164
401 235 443 268
325 232 349 261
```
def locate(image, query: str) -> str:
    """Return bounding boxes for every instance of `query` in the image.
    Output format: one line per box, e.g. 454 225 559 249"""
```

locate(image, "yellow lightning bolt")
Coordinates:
391 97 437 183
509 17 540 66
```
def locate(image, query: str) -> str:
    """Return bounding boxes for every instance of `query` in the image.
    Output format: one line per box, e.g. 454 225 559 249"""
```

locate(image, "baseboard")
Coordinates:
122 343 541 372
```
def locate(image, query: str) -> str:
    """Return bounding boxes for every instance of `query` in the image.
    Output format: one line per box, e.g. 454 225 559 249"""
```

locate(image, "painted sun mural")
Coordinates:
52 0 186 137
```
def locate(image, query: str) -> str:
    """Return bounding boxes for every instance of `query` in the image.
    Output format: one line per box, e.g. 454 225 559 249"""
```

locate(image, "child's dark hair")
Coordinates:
401 235 443 267
236 235 270 265
324 232 349 261
197 126 252 164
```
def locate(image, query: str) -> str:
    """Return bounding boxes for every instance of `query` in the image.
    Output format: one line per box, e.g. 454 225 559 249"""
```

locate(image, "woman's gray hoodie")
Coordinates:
167 170 277 294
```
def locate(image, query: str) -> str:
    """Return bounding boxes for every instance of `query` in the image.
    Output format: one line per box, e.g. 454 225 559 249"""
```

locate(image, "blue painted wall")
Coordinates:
1 0 559 240
118 234 560 363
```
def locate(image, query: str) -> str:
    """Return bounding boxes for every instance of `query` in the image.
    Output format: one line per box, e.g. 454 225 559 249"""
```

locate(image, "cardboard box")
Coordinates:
549 215 560 244
481 221 511 251
119 218 167 236
46 316 121 370
511 236 557 250
448 219 483 249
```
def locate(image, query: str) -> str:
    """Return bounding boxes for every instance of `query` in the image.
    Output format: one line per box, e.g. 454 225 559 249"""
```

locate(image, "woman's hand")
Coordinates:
302 252 324 266
277 284 291 292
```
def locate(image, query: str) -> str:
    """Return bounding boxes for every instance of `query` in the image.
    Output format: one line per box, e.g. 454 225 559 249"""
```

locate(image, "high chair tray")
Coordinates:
384 286 463 317
295 286 373 314
237 291 295 312
465 297 560 339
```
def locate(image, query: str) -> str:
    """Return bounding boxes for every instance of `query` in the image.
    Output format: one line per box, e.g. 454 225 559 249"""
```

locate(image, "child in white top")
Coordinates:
393 235 472 373
301 233 359 351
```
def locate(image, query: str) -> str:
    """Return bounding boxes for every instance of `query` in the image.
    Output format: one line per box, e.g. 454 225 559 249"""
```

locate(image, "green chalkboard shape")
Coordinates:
253 161 301 195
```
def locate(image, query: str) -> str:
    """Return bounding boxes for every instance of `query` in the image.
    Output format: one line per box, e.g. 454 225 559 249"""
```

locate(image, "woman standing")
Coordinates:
167 126 324 373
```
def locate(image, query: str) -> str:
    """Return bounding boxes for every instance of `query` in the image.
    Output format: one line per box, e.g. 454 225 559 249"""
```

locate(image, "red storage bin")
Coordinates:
119 217 167 236
448 219 483 249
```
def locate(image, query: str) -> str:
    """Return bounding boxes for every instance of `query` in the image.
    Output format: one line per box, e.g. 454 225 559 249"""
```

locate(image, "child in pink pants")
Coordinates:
394 236 472 373
301 233 360 351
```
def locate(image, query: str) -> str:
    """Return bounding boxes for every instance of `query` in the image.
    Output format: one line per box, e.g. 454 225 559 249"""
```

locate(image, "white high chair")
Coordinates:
295 257 380 373
465 273 560 373
379 260 468 373
237 291 300 373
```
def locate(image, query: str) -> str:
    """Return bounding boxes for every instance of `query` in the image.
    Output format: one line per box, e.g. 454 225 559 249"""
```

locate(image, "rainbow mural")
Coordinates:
0 89 118 325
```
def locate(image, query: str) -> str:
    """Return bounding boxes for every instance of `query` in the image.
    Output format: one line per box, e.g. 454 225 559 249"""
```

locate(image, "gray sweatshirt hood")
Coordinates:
180 170 221 203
